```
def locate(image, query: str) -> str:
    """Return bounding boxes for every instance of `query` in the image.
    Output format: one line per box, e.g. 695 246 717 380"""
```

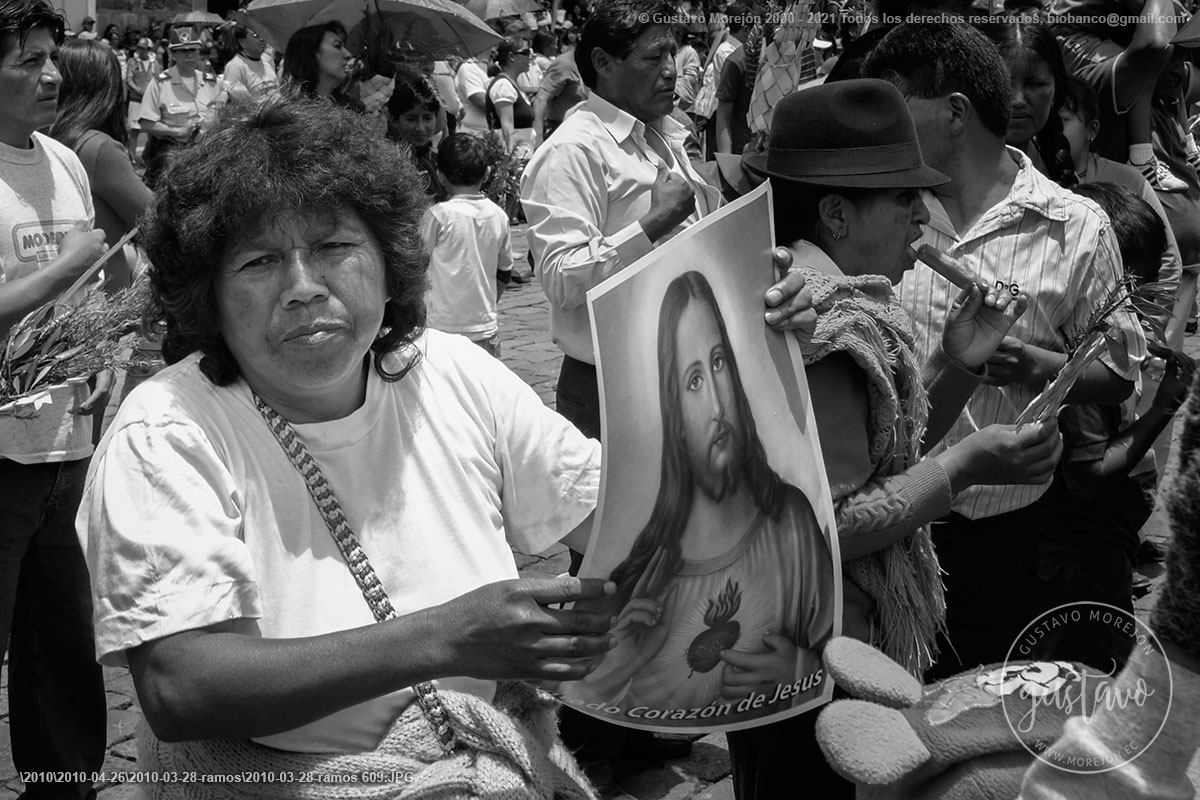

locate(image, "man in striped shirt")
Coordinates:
865 21 1147 679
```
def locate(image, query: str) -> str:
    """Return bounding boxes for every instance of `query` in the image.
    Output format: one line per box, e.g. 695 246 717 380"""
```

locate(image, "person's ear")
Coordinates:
1086 117 1100 144
591 46 614 83
482 165 492 184
816 194 850 241
946 92 972 136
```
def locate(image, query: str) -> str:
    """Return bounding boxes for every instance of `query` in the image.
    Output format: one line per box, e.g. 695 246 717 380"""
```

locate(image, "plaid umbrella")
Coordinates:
238 0 502 57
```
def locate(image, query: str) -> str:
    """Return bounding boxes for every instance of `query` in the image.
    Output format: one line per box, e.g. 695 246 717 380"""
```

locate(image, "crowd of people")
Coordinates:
3 0 1200 797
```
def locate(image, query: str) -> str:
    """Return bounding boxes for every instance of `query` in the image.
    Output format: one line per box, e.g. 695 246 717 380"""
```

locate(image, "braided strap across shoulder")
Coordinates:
252 393 454 751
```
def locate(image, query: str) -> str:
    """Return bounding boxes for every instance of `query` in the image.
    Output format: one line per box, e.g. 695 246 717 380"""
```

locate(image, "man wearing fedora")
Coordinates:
862 21 1146 680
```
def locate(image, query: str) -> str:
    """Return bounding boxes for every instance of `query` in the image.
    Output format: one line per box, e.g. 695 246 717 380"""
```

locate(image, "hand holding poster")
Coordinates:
559 183 842 734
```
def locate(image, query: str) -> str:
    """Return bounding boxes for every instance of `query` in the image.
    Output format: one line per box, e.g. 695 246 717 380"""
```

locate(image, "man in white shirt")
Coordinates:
863 21 1147 679
0 0 109 793
521 0 813 776
76 14 96 39
455 55 490 134
521 0 720 443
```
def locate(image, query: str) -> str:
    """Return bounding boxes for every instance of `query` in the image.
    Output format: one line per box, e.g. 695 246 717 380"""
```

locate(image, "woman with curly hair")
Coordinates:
977 18 1079 188
76 93 612 790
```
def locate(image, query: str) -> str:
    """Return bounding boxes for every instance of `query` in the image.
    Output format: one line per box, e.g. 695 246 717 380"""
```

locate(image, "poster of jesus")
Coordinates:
559 184 842 734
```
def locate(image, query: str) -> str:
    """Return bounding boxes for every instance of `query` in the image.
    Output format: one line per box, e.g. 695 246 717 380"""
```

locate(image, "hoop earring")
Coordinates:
832 228 845 240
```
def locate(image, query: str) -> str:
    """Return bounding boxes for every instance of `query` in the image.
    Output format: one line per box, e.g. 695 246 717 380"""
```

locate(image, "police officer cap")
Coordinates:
169 26 202 49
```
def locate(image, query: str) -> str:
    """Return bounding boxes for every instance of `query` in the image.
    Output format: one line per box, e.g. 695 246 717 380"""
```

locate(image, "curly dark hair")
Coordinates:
139 91 430 387
575 0 677 89
863 20 1012 140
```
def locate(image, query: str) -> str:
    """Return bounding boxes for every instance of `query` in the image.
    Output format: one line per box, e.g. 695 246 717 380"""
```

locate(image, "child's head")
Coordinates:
1059 75 1100 167
437 133 490 189
387 71 440 148
1072 181 1166 284
532 30 557 58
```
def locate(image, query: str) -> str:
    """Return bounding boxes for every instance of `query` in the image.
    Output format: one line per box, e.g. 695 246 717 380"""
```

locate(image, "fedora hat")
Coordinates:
742 78 949 189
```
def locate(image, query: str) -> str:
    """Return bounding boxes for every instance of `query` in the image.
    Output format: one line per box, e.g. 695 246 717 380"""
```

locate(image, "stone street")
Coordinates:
1 224 1198 799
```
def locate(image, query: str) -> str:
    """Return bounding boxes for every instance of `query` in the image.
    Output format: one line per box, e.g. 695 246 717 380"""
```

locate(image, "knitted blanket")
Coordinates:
138 680 597 800
799 267 947 676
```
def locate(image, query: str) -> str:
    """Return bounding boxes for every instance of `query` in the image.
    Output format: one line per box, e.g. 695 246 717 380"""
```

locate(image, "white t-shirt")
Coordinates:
421 194 512 338
0 133 96 463
222 52 278 102
488 76 528 109
455 59 490 133
78 331 600 753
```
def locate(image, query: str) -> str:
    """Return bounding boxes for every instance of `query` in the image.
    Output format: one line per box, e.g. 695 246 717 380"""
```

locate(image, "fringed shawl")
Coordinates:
799 265 947 676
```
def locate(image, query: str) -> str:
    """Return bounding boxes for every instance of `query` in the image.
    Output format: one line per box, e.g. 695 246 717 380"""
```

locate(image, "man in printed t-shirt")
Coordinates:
0 0 110 794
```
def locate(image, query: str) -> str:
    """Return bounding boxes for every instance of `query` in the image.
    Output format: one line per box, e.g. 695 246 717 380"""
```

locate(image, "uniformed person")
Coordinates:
138 26 227 186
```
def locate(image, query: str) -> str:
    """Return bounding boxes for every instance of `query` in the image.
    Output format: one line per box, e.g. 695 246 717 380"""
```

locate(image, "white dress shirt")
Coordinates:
898 148 1146 520
520 93 722 363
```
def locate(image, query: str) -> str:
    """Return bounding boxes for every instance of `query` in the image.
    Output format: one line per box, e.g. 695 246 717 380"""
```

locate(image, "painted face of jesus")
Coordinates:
674 298 743 502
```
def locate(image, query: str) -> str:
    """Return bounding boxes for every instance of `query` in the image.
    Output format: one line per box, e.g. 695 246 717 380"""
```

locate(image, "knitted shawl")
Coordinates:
798 266 947 676
138 680 597 800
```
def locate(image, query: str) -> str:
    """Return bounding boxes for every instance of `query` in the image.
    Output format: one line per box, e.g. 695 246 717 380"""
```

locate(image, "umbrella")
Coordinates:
457 0 541 21
237 0 502 56
171 10 226 25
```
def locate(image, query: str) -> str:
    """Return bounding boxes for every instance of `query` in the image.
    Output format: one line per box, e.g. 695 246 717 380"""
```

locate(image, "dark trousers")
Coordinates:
726 692 855 800
0 459 105 800
555 355 600 575
925 506 1042 681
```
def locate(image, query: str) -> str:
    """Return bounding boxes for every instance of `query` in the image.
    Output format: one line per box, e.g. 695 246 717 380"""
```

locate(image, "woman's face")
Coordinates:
1006 51 1055 149
508 45 531 72
316 30 349 85
838 187 931 285
1058 104 1094 166
394 105 437 147
216 207 388 422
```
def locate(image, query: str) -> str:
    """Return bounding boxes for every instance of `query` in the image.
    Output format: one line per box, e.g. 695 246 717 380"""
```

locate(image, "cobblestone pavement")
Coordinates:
2 224 1197 799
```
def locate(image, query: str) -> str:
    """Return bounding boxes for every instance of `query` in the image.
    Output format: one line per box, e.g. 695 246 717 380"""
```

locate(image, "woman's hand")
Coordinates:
935 420 1062 493
941 281 1028 369
764 247 817 337
437 576 617 682
74 369 114 417
576 547 676 699
718 632 803 702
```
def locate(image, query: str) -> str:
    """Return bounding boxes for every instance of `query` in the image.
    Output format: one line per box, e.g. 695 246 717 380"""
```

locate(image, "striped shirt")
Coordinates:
899 148 1146 520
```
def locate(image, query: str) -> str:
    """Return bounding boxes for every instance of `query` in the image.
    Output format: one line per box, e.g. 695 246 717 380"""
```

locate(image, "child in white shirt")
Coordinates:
420 133 512 356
